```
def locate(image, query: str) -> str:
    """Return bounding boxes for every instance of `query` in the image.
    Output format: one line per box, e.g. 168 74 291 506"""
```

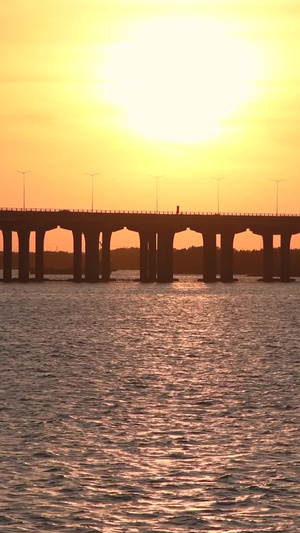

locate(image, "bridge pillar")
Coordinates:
101 230 112 281
139 231 157 282
149 232 157 281
2 229 12 282
73 229 82 282
18 228 31 282
202 230 217 282
84 229 100 282
157 230 174 282
262 232 273 282
221 230 235 282
35 229 45 282
280 232 292 282
139 231 149 282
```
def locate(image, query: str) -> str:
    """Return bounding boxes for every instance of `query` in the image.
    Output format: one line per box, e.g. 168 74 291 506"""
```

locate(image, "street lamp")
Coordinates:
17 170 31 210
86 172 100 212
269 179 285 215
211 177 226 214
151 175 164 212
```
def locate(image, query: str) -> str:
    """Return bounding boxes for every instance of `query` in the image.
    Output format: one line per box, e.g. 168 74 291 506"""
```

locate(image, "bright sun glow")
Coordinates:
100 18 261 143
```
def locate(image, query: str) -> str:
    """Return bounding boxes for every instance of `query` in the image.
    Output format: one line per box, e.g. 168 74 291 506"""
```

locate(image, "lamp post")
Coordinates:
269 179 285 215
17 170 31 210
211 177 226 214
151 175 164 212
86 173 100 212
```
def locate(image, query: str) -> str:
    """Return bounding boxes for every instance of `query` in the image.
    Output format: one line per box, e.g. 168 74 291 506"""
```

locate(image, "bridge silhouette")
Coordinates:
1 208 299 282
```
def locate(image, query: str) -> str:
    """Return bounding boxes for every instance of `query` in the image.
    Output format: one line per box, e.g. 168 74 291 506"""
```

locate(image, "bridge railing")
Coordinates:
0 207 300 217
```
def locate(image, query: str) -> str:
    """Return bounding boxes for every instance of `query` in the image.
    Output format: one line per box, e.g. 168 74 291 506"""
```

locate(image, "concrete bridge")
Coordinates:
0 208 300 282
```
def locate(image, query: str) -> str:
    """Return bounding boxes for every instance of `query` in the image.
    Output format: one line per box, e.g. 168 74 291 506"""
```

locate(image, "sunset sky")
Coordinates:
1 1 300 250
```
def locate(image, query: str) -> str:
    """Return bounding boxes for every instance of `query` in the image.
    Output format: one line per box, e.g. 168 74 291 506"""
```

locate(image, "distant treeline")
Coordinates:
2 247 300 276
110 247 300 276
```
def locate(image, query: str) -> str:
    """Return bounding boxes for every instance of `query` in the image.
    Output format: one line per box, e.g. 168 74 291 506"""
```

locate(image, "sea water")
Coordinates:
0 275 299 532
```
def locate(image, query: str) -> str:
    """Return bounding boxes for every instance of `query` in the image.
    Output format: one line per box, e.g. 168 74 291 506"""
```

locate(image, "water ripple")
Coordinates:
0 278 299 531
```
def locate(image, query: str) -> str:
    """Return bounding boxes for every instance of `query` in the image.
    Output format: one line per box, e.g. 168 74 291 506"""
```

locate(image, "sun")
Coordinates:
100 17 260 143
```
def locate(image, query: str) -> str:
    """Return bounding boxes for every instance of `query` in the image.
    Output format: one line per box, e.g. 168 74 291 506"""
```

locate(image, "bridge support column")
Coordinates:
35 229 45 282
139 231 157 282
101 230 112 281
84 229 100 282
221 231 235 282
139 232 149 282
149 232 157 281
202 230 217 282
262 232 273 282
280 233 292 282
18 228 31 282
2 229 12 282
73 230 82 282
157 230 174 282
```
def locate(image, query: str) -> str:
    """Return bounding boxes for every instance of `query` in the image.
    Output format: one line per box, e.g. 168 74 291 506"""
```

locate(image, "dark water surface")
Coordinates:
1 275 300 532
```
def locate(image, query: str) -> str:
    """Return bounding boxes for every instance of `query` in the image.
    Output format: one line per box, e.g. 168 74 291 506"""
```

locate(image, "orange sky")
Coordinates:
1 1 300 250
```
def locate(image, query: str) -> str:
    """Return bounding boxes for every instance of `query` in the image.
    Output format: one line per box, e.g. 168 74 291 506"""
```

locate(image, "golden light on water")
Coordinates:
100 18 262 143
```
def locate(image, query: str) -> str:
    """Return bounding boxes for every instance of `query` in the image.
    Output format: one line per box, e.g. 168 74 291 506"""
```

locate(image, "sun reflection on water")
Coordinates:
0 279 299 531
